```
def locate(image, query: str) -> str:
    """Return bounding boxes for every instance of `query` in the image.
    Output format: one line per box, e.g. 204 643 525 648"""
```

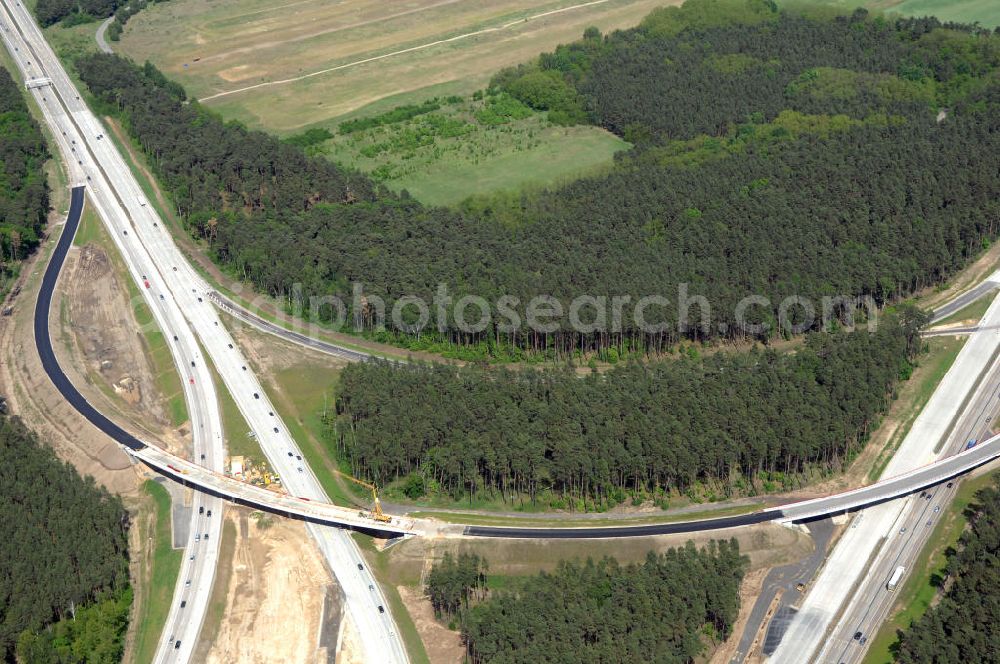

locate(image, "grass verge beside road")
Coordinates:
933 294 993 327
868 336 965 482
410 500 763 527
270 361 361 501
191 517 237 661
862 467 1000 663
266 364 359 506
199 345 262 462
225 316 360 506
130 480 182 664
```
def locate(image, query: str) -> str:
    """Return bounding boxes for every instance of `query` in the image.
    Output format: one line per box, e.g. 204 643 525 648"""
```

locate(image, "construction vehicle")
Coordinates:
340 473 392 523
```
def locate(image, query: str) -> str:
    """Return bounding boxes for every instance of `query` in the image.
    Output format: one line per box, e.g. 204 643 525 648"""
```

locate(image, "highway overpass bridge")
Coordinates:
35 189 1000 540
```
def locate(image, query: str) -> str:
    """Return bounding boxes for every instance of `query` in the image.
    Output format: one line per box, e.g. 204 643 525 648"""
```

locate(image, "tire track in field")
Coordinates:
199 0 611 102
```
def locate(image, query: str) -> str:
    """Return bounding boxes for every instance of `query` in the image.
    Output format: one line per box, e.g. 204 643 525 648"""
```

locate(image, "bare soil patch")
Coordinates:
204 511 333 664
335 616 364 664
398 584 464 664
66 244 171 425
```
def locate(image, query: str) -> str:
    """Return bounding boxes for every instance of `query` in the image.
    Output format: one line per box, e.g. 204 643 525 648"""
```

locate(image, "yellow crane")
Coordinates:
339 472 392 524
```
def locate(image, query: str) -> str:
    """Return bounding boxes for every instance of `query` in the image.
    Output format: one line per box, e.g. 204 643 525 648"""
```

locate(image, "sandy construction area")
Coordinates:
202 511 336 664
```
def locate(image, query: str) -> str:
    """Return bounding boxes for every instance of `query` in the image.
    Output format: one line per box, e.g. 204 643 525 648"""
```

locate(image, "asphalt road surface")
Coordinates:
24 184 224 662
209 290 373 363
769 291 1000 663
30 193 1000 544
729 518 835 662
0 3 409 661
820 356 1000 664
930 279 1000 324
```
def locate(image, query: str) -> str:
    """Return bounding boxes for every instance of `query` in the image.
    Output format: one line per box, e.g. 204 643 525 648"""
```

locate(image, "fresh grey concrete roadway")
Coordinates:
818 347 1000 663
133 446 416 535
769 291 1000 663
0 2 408 662
0 6 227 662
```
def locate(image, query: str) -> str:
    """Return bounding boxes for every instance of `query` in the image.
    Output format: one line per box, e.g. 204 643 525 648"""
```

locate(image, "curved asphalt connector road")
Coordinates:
463 510 777 538
209 291 373 363
929 279 1000 324
28 190 782 539
34 186 146 453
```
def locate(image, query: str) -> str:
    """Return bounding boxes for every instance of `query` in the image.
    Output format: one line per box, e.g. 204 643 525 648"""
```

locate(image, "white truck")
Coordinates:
886 565 905 591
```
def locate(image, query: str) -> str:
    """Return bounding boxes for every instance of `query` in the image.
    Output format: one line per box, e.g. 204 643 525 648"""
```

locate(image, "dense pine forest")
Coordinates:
895 477 1000 662
0 414 131 662
333 310 924 503
0 66 49 297
426 552 488 621
424 541 746 663
73 1 1000 357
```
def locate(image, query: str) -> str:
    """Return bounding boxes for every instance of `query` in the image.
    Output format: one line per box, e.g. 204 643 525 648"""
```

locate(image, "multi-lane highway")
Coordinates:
769 290 1000 663
30 189 1000 545
0 6 229 658
817 319 1000 663
0 2 408 662
26 185 227 662
9 1 1000 661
